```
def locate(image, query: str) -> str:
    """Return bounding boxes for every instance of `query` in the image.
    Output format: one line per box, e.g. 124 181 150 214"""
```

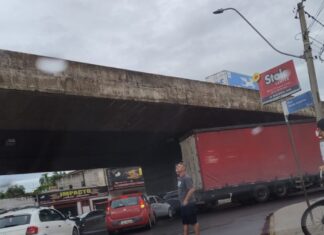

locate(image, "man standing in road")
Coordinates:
316 118 324 139
176 162 200 235
316 119 324 172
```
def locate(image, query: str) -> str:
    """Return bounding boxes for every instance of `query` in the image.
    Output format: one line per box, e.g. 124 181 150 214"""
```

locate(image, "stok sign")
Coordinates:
258 60 301 105
264 69 290 85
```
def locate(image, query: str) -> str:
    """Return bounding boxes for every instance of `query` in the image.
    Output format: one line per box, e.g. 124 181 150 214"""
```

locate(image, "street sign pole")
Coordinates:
283 113 311 208
282 91 315 209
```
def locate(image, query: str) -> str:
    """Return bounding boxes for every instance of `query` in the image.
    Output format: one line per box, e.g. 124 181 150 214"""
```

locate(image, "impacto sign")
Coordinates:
258 60 301 105
38 186 108 204
59 188 92 198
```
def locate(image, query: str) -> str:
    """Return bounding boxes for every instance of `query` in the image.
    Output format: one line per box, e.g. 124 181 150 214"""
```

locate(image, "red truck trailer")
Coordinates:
179 120 323 204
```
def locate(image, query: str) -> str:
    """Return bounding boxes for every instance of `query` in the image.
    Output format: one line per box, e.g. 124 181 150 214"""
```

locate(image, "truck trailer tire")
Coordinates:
273 183 287 198
253 185 270 203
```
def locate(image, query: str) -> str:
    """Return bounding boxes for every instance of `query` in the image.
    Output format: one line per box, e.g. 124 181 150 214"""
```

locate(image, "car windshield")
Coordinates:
111 197 139 208
156 197 164 203
0 215 31 229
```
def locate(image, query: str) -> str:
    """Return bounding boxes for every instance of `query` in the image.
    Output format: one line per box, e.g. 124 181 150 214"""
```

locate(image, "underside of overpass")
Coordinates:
0 50 314 194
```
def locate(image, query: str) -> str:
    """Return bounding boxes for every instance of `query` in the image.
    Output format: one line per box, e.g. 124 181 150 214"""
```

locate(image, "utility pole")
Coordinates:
297 1 323 121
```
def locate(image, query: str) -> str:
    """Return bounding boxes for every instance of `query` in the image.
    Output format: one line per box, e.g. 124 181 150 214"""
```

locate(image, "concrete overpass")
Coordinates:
0 49 314 193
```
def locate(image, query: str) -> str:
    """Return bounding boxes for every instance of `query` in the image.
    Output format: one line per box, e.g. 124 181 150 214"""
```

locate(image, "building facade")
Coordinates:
38 168 109 216
56 169 107 190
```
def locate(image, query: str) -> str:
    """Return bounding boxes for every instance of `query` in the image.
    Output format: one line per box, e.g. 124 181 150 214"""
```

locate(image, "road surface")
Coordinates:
118 190 323 235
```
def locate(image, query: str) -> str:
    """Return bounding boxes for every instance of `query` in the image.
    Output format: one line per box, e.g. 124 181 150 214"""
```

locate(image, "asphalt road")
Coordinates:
116 190 324 235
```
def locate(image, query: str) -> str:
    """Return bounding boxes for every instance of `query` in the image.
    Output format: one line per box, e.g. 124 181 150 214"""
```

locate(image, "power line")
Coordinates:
296 2 324 44
306 35 324 60
318 43 324 62
310 43 322 51
305 10 324 28
309 35 324 45
295 31 324 49
307 0 324 30
314 22 324 38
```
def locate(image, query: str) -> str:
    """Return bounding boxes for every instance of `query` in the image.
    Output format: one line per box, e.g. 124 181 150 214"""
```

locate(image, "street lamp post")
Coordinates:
213 5 322 120
213 5 323 209
213 8 304 59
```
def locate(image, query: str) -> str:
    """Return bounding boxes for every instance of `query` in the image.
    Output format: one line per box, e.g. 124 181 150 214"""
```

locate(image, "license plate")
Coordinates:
121 219 133 225
218 198 232 205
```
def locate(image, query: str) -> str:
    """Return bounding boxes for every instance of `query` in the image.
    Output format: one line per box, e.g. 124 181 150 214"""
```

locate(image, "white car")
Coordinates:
148 195 175 219
0 206 79 235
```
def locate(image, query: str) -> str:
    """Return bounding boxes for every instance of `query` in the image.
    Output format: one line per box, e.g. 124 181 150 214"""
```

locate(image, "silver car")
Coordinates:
148 195 175 219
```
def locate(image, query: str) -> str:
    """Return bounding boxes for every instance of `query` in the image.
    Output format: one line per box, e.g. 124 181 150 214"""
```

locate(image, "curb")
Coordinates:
269 213 275 235
261 213 274 235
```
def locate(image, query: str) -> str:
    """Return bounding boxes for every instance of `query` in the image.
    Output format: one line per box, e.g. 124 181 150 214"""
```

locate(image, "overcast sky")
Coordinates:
0 172 46 192
0 0 323 189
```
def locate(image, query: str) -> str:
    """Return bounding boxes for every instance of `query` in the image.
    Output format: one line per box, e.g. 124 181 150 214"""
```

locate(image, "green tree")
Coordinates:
39 173 50 186
34 171 66 194
5 185 26 198
51 172 66 185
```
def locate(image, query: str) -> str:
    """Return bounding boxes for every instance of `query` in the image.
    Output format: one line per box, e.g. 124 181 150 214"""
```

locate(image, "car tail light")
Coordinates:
26 226 39 235
139 198 145 209
106 206 111 216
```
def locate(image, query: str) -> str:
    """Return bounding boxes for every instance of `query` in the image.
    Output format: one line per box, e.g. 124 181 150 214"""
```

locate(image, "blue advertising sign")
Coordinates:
227 72 259 90
282 91 314 115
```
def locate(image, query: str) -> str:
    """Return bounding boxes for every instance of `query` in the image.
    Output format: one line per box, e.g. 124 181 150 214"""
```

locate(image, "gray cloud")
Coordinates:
0 0 322 83
0 3 322 84
0 0 322 99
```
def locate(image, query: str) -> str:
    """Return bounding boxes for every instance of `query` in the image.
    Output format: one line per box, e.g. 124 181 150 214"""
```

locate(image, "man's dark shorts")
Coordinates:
180 203 197 225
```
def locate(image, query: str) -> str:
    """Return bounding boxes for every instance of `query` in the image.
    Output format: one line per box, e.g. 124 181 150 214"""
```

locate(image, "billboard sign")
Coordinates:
258 60 301 105
227 71 259 90
205 71 229 85
282 91 314 116
107 167 144 190
206 70 259 90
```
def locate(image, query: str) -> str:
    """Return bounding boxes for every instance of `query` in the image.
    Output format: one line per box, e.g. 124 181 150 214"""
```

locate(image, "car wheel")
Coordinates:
168 208 173 218
153 213 157 225
273 183 287 198
72 227 79 235
253 185 270 203
146 218 152 230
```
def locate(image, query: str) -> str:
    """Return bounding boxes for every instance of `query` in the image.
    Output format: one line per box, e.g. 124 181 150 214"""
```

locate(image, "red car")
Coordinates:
106 193 156 233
